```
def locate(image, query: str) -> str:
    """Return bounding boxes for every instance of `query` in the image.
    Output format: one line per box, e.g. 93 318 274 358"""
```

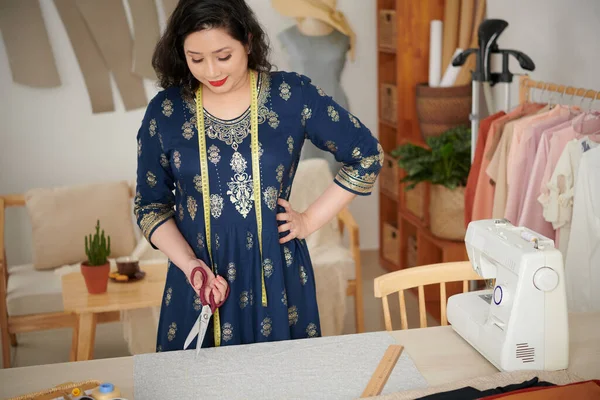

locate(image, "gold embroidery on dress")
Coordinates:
282 290 287 306
135 203 175 241
240 291 249 309
162 98 173 117
165 287 172 306
301 105 312 127
187 196 197 220
325 141 338 152
352 147 362 159
288 306 298 326
173 150 182 170
227 152 254 218
263 258 273 278
160 153 169 168
167 322 177 341
261 317 272 337
197 233 205 249
227 262 236 282
222 322 233 342
349 113 360 128
208 144 221 164
210 194 224 218
246 232 253 249
249 288 254 306
194 175 202 192
157 345 162 352
316 86 326 97
193 295 202 311
328 105 340 122
287 136 294 155
300 266 308 285
137 138 142 157
182 121 194 140
146 171 157 187
215 233 220 250
276 164 285 183
149 119 157 136
306 323 318 338
178 204 184 221
263 186 278 210
279 81 291 101
284 247 292 266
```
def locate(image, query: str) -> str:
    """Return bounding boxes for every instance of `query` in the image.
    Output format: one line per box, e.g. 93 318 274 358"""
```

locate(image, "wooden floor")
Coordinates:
1 250 437 368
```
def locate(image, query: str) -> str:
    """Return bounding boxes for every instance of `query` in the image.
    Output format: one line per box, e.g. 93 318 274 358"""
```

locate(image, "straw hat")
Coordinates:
272 0 356 61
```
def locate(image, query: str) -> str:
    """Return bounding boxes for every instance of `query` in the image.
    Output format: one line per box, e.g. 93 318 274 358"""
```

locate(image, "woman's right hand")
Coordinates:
186 259 215 303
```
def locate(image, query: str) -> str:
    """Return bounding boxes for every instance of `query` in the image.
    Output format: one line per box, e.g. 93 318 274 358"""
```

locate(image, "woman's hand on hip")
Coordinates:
276 198 313 244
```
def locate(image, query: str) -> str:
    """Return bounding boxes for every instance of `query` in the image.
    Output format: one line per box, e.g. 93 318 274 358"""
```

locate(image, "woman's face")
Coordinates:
183 27 249 94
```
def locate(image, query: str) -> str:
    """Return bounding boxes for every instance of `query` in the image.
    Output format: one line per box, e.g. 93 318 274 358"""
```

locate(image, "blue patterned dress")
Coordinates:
134 71 383 352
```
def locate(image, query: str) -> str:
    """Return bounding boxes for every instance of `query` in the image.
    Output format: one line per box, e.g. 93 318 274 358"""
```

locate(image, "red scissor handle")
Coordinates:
190 266 230 313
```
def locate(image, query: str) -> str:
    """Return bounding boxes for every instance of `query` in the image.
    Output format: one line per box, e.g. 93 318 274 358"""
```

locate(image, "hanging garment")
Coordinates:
75 0 147 111
506 106 573 236
539 125 580 203
465 111 505 227
54 0 115 113
544 137 599 259
564 146 600 312
470 104 543 222
128 0 160 80
486 104 546 219
0 0 61 87
503 105 556 223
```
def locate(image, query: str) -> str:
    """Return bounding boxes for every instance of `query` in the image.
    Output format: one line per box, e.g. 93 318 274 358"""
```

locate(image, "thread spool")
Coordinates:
90 382 121 400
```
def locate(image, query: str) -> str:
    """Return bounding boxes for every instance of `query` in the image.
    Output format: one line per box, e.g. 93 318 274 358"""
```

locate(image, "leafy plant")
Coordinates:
391 126 471 191
84 220 111 266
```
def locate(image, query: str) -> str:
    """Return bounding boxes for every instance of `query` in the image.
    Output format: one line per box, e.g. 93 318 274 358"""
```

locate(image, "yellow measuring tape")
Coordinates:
195 70 266 347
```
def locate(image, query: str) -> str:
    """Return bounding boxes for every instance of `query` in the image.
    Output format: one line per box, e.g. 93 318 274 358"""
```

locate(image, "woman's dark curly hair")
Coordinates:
152 0 272 99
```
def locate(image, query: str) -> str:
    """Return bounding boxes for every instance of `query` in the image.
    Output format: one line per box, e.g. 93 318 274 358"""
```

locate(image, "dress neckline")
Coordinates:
203 72 263 126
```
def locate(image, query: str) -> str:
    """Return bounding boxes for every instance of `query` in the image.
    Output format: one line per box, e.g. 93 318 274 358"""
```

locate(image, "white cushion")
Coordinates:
309 244 356 281
6 263 64 316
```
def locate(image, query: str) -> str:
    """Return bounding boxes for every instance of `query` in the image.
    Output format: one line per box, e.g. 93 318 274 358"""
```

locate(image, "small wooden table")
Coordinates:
61 262 168 361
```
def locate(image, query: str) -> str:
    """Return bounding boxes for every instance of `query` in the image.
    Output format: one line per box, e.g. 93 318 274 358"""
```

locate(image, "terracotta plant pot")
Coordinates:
80 262 110 294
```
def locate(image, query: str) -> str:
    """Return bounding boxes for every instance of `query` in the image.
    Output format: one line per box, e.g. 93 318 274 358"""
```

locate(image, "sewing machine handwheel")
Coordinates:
533 267 559 292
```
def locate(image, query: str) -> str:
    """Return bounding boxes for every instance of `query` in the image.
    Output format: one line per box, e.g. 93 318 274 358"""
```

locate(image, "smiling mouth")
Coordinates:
208 77 228 87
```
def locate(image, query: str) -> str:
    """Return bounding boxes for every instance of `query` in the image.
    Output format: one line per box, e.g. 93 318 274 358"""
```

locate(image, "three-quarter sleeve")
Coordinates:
134 95 176 248
299 74 383 196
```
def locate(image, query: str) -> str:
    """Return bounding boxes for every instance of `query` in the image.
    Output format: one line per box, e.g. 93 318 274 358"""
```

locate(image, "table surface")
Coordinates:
1 313 597 399
61 263 168 314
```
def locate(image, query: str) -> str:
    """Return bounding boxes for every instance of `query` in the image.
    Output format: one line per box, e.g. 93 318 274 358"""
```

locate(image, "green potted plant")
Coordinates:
391 125 471 240
80 220 112 294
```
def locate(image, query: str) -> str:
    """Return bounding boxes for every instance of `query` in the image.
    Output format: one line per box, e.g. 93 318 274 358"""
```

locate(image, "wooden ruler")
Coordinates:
360 344 404 398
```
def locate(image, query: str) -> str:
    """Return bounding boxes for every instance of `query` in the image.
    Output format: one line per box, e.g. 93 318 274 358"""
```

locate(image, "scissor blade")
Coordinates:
196 306 212 355
184 316 200 350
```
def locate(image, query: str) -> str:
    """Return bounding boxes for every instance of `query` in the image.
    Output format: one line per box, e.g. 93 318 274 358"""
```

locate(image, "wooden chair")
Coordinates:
373 261 485 331
1 194 121 368
336 208 364 333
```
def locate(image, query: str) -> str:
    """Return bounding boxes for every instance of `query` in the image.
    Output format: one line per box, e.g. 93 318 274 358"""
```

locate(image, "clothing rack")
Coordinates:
518 75 600 106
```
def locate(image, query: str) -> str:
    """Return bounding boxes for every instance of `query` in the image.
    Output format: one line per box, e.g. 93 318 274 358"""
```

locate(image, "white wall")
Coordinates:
0 0 379 266
486 0 600 112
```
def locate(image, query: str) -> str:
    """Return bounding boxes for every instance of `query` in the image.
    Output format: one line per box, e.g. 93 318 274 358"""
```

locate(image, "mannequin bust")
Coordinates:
278 18 351 174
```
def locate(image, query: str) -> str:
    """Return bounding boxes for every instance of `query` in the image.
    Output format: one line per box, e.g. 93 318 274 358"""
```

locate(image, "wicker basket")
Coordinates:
415 83 471 140
379 10 396 50
381 153 399 196
380 84 397 124
429 185 466 241
382 223 400 264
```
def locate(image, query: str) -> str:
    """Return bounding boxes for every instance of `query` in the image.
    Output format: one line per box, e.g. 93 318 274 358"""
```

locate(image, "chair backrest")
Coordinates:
373 261 486 330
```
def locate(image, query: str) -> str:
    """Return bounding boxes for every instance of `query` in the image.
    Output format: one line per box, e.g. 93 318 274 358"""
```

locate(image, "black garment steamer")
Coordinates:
452 19 536 161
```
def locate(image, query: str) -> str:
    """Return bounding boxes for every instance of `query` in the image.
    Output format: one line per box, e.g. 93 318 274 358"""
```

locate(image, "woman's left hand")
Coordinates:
276 198 313 244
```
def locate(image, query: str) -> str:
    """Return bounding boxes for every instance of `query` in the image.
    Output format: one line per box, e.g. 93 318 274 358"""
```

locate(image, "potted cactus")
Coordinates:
80 220 112 294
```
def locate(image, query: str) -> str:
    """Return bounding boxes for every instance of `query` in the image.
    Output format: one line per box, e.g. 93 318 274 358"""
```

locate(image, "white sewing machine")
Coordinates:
447 219 569 372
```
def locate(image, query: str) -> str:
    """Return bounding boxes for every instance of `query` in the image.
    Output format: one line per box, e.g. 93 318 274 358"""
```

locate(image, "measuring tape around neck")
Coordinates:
195 71 267 346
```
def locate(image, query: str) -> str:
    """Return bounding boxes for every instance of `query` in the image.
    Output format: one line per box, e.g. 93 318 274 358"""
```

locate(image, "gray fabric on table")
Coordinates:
134 331 428 399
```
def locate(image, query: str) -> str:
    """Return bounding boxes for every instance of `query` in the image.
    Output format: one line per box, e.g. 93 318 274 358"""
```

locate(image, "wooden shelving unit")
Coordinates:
376 0 469 323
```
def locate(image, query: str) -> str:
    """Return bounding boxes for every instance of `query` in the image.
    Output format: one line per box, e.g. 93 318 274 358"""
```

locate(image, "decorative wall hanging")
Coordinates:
0 0 61 88
129 0 160 80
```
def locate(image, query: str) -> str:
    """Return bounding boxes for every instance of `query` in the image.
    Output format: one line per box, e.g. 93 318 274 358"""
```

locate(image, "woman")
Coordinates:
134 0 383 352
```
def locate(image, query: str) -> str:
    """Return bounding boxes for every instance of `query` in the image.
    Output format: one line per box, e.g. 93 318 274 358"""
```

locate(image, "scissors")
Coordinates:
183 266 230 354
